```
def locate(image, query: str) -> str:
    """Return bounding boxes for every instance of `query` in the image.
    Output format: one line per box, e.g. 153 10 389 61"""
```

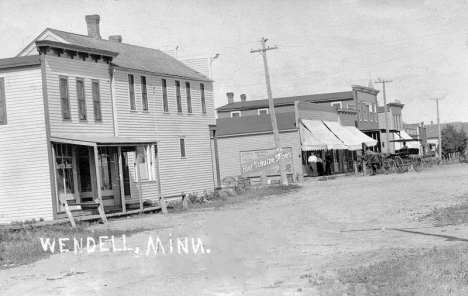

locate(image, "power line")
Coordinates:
231 42 444 88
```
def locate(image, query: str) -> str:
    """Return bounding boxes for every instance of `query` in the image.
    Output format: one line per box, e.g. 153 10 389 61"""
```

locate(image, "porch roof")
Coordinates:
51 133 157 146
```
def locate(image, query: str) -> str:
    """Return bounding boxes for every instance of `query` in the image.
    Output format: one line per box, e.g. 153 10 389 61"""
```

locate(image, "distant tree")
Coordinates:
441 124 468 156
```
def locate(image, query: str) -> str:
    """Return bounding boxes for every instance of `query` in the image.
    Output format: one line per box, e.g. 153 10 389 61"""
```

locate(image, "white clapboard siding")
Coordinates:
45 56 115 136
0 67 53 224
216 131 302 181
113 69 216 197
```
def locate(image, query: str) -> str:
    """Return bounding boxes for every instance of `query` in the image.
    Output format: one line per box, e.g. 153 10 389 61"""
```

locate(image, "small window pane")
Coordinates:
60 78 70 119
0 78 6 124
76 80 87 120
180 138 186 158
200 83 206 114
141 76 148 111
92 81 102 121
162 79 168 112
176 81 182 113
186 82 192 114
128 74 136 110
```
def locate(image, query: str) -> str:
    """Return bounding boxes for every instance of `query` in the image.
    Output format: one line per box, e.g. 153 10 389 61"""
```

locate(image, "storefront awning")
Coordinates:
342 126 378 147
51 133 157 147
299 123 327 151
300 119 348 150
321 121 363 150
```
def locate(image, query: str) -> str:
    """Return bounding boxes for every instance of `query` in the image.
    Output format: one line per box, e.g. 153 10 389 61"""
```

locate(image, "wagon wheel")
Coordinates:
221 176 237 188
394 156 406 173
413 161 423 172
384 159 396 174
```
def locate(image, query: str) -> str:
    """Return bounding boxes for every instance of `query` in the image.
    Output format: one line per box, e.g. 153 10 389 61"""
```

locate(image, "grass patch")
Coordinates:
168 184 301 213
420 201 468 226
0 222 147 270
314 245 468 295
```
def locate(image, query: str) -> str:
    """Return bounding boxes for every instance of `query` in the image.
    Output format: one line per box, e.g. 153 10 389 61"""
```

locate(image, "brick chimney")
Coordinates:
227 92 234 104
109 35 122 42
85 15 101 39
240 94 246 102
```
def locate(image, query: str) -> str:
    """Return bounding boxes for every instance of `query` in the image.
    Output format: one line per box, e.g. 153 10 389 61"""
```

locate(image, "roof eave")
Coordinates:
112 65 213 83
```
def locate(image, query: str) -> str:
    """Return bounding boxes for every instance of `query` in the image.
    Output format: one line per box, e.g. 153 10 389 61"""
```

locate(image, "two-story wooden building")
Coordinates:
0 15 216 224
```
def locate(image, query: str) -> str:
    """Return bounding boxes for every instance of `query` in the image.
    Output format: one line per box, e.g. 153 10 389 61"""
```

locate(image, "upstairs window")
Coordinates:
162 79 168 112
231 111 241 117
176 80 182 113
358 102 362 121
258 109 268 115
0 78 6 124
347 104 355 110
59 77 71 120
128 74 136 110
76 78 87 121
141 76 148 111
92 80 102 121
332 102 341 109
186 82 192 113
200 83 206 114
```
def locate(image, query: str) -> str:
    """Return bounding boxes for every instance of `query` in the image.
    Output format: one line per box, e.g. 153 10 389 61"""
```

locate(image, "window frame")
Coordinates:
141 76 148 111
133 145 155 182
200 83 206 114
59 76 71 120
358 102 362 121
76 78 87 121
331 102 342 109
176 80 182 113
258 108 269 115
0 77 6 125
92 80 102 121
185 82 192 114
231 111 241 117
179 137 186 158
128 74 136 111
347 104 355 110
162 79 169 113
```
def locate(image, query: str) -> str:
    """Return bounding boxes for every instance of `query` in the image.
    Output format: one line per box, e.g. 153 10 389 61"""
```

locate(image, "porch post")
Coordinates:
136 146 144 212
118 146 126 213
93 145 108 224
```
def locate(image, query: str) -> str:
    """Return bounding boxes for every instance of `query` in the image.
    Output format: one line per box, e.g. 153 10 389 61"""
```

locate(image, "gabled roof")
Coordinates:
23 28 211 82
216 91 353 112
0 55 41 70
216 112 297 137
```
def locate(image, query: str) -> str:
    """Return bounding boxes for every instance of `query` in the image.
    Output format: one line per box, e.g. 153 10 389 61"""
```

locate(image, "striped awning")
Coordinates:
321 121 363 150
300 119 348 150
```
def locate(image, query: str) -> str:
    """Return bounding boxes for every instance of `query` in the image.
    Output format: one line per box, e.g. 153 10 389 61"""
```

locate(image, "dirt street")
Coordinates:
1 165 468 295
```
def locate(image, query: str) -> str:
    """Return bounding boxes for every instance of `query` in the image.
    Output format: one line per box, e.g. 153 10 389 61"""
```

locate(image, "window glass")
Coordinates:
186 82 192 113
0 78 6 124
54 143 74 194
200 83 206 114
128 74 136 110
176 81 182 113
162 79 168 112
76 79 87 120
92 81 102 121
180 138 186 158
141 76 148 111
60 77 71 119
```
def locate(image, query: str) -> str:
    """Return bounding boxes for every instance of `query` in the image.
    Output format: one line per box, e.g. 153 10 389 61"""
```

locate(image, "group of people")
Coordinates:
308 152 332 176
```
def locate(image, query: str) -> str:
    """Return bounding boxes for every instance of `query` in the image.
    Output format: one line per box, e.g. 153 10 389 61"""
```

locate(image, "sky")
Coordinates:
1 0 467 124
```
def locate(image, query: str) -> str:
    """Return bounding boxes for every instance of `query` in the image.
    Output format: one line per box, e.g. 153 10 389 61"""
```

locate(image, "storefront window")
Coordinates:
54 143 75 194
98 147 113 191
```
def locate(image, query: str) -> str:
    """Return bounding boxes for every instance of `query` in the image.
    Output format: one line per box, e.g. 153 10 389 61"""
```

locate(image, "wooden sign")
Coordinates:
240 147 293 177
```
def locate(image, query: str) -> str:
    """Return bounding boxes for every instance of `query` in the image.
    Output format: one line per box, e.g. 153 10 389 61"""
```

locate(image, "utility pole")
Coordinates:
431 97 444 158
375 78 392 153
251 37 288 186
